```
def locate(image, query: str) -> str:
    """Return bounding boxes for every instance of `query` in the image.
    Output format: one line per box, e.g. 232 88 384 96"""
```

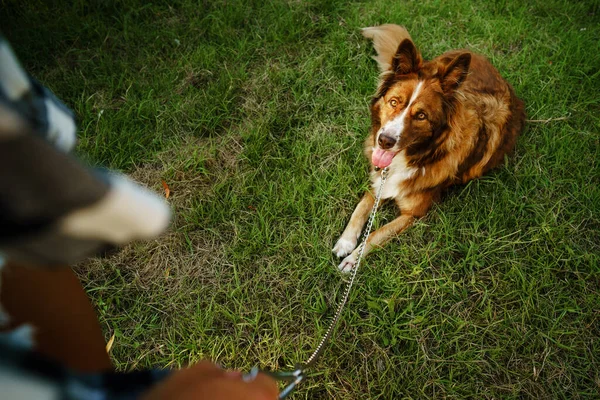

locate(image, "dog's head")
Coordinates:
366 31 471 169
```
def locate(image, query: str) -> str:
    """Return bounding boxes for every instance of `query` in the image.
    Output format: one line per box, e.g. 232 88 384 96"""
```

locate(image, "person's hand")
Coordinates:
141 361 279 400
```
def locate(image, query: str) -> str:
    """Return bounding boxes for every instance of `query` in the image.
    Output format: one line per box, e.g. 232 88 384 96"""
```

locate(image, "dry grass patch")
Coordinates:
76 132 244 292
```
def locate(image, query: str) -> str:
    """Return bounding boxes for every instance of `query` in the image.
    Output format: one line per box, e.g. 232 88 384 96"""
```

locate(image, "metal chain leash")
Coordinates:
249 167 390 398
303 166 389 368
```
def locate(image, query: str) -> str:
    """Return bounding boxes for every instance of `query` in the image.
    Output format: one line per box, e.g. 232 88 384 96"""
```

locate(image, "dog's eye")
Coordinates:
389 98 398 108
415 112 427 120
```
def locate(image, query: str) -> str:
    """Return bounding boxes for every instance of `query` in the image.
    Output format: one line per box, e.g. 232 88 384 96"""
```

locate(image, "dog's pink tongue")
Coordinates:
372 148 396 169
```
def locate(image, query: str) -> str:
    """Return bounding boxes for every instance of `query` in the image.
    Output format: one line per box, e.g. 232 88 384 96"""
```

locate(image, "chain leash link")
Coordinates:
250 168 389 398
303 166 389 368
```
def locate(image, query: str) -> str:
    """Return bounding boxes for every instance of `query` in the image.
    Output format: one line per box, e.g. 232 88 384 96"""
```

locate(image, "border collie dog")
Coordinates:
333 24 525 272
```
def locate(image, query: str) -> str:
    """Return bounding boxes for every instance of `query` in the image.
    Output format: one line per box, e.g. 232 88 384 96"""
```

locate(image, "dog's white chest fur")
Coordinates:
370 152 420 199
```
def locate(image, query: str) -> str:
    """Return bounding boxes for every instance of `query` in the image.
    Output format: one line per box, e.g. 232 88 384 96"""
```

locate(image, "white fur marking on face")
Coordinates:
378 81 424 140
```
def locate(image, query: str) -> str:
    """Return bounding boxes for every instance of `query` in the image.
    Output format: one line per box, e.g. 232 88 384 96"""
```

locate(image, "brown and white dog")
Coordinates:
333 24 525 272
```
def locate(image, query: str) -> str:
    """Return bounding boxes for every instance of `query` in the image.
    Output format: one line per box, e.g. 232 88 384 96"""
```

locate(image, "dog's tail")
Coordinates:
361 24 412 73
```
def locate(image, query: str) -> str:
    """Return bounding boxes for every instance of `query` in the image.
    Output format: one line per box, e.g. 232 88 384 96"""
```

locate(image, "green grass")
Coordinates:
3 0 600 398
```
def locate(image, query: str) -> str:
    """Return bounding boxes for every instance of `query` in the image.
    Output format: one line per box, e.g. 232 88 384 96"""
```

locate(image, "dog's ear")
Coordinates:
362 24 415 73
440 53 471 95
392 39 423 75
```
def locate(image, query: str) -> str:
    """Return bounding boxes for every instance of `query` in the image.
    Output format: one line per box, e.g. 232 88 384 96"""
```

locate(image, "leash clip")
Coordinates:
244 366 305 399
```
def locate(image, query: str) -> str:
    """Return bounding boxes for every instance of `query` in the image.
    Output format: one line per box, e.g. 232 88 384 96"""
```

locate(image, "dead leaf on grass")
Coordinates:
106 333 115 353
161 180 171 199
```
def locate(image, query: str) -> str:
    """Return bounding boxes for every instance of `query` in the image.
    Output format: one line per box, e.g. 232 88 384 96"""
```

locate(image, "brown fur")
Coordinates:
333 25 526 271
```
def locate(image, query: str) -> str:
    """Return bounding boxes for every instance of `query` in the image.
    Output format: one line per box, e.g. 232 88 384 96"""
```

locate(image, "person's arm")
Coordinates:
0 261 112 372
141 361 279 400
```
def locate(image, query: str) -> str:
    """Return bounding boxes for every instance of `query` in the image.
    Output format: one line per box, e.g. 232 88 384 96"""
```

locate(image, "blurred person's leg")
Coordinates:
0 261 112 372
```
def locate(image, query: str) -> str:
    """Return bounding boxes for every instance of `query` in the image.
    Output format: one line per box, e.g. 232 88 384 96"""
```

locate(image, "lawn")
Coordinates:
2 0 599 398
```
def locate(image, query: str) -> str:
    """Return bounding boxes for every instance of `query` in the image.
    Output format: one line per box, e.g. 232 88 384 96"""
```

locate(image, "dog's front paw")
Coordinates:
337 253 358 274
332 237 357 258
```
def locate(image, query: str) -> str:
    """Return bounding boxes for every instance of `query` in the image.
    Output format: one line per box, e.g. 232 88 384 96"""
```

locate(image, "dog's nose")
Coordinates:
378 133 397 150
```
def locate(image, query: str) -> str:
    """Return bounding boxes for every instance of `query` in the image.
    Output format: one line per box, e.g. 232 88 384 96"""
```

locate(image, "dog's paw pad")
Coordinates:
337 254 357 274
332 237 357 258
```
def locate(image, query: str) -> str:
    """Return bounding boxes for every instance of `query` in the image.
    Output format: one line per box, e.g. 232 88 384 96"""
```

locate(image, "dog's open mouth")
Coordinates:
372 148 397 169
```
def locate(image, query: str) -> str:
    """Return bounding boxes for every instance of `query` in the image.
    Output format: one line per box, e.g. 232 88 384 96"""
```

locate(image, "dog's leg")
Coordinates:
332 191 375 258
337 190 437 273
338 214 414 272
